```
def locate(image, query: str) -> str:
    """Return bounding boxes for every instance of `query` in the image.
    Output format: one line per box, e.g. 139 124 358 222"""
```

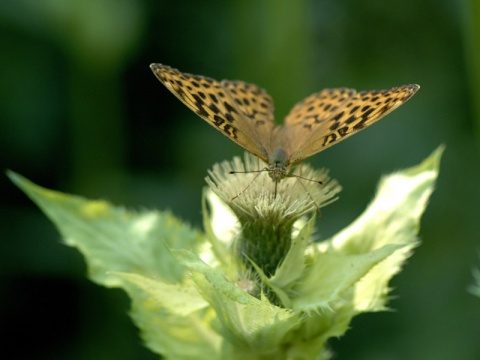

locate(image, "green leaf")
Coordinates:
270 214 315 290
202 189 235 273
8 171 222 359
113 272 208 316
121 275 221 359
172 248 256 305
112 272 222 359
323 145 443 254
172 249 302 358
7 171 203 286
292 243 405 311
315 145 443 311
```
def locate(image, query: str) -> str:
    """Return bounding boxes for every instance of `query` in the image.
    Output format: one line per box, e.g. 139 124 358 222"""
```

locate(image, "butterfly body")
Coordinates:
151 64 419 184
266 148 289 183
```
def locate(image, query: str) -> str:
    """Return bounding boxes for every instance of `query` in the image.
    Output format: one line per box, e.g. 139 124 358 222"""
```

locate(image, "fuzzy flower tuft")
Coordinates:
206 153 341 223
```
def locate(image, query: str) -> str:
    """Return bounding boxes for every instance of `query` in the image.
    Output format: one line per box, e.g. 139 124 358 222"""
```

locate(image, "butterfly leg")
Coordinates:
231 170 265 201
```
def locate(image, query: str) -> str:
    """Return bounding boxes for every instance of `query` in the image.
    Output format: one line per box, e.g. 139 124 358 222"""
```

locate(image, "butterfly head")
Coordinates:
267 148 289 183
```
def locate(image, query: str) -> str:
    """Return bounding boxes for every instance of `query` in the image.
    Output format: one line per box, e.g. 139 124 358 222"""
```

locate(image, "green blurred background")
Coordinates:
1 0 480 359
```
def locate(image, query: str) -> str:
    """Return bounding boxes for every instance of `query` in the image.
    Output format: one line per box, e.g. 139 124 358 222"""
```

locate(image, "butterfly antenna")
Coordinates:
230 170 265 201
287 173 324 185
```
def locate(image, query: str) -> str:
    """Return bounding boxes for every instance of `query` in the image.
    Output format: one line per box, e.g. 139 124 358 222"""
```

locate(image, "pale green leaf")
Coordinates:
292 243 404 311
8 171 203 286
113 272 208 316
172 248 255 305
124 281 221 360
319 146 443 311
202 189 236 273
112 272 221 359
172 249 301 357
270 214 315 289
323 146 442 255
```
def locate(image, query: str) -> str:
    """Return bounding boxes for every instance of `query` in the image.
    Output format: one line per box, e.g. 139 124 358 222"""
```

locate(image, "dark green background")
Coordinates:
2 1 480 359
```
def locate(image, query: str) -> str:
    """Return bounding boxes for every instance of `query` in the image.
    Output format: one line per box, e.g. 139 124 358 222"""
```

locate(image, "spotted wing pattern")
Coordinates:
150 64 275 163
280 84 420 163
151 63 420 169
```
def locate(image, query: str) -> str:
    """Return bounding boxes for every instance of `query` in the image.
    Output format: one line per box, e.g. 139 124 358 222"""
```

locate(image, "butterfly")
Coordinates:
150 64 419 186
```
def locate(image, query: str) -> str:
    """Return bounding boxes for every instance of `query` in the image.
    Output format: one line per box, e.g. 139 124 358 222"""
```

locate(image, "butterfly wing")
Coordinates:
150 64 274 163
221 80 276 156
280 84 420 163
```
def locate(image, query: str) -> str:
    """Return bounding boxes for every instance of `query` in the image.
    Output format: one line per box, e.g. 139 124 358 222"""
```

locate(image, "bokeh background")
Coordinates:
2 0 480 359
